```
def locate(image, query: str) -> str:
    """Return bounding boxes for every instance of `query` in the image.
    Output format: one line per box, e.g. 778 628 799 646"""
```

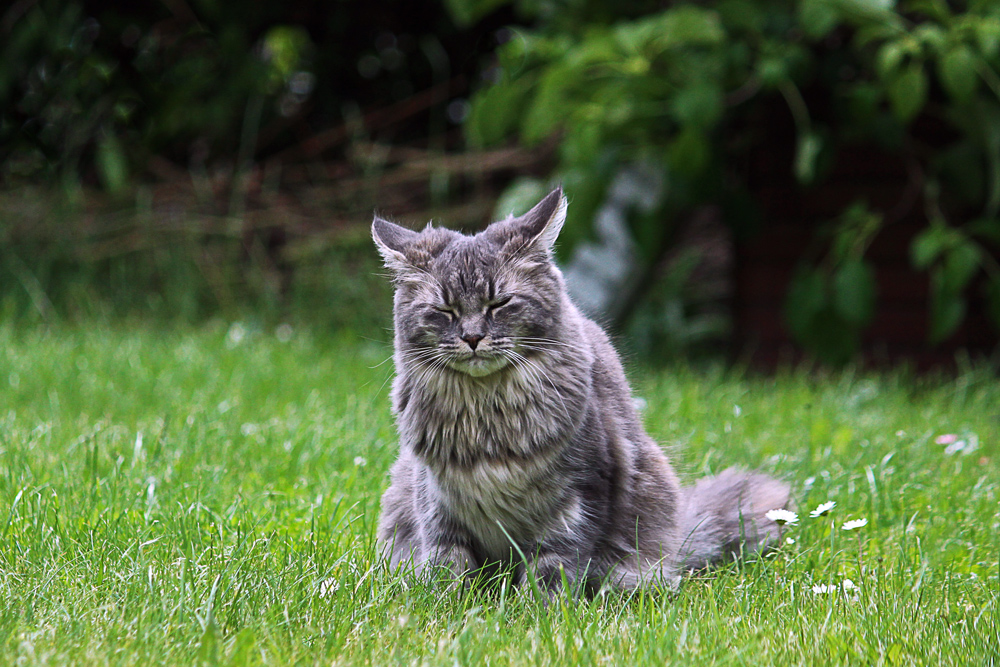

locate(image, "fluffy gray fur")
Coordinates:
372 188 790 595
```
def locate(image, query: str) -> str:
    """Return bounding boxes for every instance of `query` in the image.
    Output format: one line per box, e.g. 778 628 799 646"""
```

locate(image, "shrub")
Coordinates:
453 0 1000 363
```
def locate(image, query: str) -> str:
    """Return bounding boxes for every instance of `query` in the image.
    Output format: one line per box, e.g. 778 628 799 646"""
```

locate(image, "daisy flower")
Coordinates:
811 579 858 595
841 518 868 531
765 509 799 525
810 501 836 518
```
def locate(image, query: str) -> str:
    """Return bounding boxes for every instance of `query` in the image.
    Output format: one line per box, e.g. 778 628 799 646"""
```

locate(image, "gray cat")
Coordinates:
372 188 789 595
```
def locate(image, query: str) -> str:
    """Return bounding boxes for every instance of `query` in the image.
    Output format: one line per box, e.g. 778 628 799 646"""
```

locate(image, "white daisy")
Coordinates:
944 441 966 456
811 579 859 595
841 518 868 531
318 578 340 597
765 509 799 525
810 501 836 518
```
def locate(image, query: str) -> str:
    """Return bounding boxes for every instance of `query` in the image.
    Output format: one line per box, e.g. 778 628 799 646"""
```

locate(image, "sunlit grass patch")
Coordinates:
1 324 998 665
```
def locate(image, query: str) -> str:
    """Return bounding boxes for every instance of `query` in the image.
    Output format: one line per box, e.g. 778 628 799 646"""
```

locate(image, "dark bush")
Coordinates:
453 0 1000 363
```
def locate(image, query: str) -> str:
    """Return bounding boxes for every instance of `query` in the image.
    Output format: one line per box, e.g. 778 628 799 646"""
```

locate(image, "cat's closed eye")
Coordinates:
424 305 454 325
486 295 514 315
432 305 456 318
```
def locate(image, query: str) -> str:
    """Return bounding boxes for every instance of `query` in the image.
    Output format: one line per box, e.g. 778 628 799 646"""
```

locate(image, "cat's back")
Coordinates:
571 307 645 432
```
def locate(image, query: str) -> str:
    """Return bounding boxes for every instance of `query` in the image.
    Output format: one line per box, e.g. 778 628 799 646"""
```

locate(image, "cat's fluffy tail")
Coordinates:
676 467 790 571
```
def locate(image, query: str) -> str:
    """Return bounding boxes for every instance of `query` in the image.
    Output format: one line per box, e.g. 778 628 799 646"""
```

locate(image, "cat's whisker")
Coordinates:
372 366 398 401
516 339 577 355
517 342 574 356
402 348 450 366
402 349 440 362
517 336 576 347
505 349 573 425
369 353 397 369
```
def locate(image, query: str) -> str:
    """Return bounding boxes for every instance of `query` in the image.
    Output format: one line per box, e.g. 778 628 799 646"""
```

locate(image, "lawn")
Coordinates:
1 323 997 665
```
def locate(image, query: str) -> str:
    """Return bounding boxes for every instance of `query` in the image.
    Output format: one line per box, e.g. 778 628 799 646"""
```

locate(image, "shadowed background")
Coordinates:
3 0 1000 368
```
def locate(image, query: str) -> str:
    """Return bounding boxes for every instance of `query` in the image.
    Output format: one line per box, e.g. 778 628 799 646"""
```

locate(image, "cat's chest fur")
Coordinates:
394 364 584 556
401 369 566 458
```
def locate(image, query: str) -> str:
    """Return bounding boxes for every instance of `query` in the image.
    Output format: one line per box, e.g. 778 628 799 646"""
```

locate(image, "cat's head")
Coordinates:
372 188 568 377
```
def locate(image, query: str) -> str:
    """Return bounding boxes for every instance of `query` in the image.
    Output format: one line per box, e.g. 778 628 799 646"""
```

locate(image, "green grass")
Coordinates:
1 323 998 665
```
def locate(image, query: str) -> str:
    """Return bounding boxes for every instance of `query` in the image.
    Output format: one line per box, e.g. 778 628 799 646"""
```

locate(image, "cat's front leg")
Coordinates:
423 542 478 589
517 548 594 599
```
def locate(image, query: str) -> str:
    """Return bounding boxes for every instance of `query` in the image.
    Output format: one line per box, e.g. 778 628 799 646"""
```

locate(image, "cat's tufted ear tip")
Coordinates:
371 215 396 243
372 215 422 274
533 186 565 216
521 186 567 252
372 215 419 254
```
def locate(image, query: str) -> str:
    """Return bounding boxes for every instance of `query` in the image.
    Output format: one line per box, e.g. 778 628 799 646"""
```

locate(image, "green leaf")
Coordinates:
844 82 883 124
667 126 710 175
811 308 862 365
911 226 949 269
939 44 979 102
834 0 898 22
652 6 726 49
670 83 724 129
876 41 906 81
521 68 571 145
557 163 616 258
928 268 966 344
262 26 311 91
444 0 511 27
966 218 1000 244
942 241 981 293
887 63 928 122
913 24 947 52
785 268 827 339
799 0 840 39
96 131 128 195
907 0 952 22
617 7 724 55
833 259 877 325
756 55 788 88
718 0 766 35
975 17 1000 58
466 75 536 148
794 131 823 184
831 203 883 262
560 120 604 166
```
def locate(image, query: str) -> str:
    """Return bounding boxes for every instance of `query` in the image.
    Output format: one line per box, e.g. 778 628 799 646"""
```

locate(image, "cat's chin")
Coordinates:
448 356 508 377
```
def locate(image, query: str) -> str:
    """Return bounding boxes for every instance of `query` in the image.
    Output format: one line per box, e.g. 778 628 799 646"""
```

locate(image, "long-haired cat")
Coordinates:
373 188 789 595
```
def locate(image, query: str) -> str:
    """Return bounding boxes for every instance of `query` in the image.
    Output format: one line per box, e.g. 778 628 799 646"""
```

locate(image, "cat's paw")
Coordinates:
424 544 477 591
518 553 589 602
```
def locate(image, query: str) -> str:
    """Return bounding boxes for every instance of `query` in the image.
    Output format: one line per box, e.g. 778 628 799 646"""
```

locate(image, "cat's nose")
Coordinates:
461 334 483 350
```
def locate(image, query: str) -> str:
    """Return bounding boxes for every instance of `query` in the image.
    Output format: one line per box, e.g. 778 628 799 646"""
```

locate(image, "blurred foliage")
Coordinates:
455 0 1000 363
0 0 512 336
786 203 881 364
0 193 392 334
0 0 502 188
1 0 284 189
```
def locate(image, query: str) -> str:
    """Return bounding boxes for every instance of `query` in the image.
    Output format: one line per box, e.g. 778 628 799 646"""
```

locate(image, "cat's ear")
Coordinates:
509 187 567 255
372 216 419 272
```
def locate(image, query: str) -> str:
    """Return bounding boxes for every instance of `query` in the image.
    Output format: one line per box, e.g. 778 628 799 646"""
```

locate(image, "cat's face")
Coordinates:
373 189 568 378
